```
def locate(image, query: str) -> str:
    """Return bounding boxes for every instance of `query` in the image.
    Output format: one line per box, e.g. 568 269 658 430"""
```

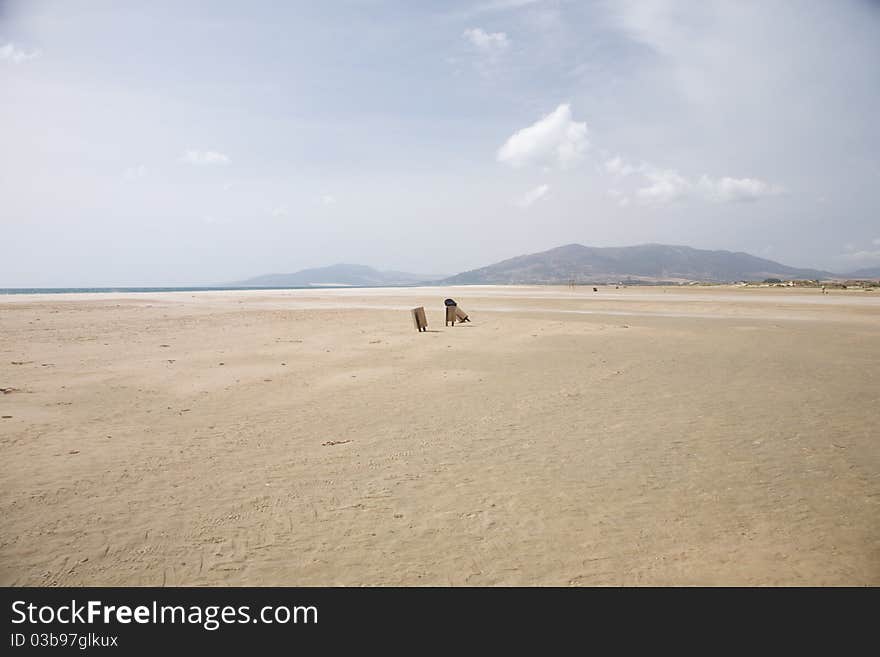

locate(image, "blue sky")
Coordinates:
2 0 879 285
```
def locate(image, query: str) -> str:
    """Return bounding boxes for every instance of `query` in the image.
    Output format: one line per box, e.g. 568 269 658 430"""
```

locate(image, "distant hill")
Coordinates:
230 263 443 288
442 244 835 284
844 266 880 280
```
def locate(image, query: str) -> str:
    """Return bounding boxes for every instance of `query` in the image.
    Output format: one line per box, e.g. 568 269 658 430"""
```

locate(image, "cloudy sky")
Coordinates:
2 0 879 286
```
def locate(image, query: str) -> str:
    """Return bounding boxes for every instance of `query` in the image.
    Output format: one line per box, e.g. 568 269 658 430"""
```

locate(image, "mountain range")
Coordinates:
846 266 880 279
231 263 445 288
230 244 879 287
442 244 836 284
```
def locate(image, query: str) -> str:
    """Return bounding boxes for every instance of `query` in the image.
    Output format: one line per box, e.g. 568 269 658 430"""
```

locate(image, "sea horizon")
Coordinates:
0 284 439 295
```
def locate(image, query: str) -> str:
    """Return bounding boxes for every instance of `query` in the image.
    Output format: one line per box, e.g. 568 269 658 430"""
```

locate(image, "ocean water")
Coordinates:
0 286 291 295
0 285 424 295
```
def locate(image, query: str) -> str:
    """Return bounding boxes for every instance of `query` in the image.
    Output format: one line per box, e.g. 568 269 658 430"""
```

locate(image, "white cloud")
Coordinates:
269 206 288 218
697 175 782 203
873 237 880 246
635 169 692 204
0 42 40 63
517 184 549 208
122 165 146 181
604 156 644 177
497 103 588 169
181 150 230 165
627 165 781 206
463 27 510 54
320 194 337 206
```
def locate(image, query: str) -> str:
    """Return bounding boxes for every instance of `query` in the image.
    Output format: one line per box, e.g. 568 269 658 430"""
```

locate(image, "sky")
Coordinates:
1 0 879 286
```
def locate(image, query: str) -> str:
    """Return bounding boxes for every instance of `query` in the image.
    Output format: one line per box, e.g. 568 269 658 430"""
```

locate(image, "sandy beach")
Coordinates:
1 285 878 586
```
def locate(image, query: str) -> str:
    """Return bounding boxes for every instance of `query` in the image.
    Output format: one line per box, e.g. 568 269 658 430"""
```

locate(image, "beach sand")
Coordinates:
1 285 878 585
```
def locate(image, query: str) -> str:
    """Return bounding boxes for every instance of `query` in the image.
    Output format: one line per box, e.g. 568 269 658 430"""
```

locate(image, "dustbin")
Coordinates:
444 298 469 325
